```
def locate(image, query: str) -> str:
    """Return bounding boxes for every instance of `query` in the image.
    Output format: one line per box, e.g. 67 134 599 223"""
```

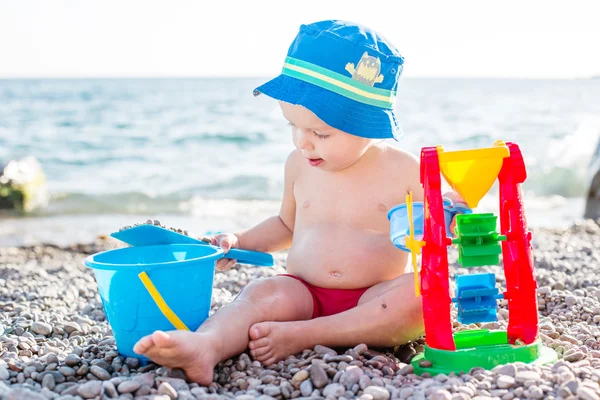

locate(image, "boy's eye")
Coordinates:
313 131 330 139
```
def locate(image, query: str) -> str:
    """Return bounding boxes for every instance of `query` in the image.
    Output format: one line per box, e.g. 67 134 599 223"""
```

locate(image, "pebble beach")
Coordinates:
1 220 600 400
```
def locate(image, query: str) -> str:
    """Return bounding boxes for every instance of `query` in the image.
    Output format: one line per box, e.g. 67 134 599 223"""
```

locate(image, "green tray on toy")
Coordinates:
411 329 557 375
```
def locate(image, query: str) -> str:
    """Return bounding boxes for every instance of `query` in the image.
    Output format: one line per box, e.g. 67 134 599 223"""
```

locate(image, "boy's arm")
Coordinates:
404 152 425 202
234 151 299 253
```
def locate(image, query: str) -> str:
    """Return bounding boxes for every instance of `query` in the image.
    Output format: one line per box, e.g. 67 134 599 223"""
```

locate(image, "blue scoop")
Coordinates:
110 224 274 267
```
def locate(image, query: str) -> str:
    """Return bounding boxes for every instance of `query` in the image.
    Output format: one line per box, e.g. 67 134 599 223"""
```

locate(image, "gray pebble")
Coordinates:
496 375 515 389
156 376 188 391
564 350 585 362
62 322 81 334
63 355 80 367
46 354 59 365
322 383 345 397
565 295 578 307
515 371 540 383
77 380 102 398
363 385 391 400
314 345 337 356
102 380 118 398
31 322 52 336
158 382 177 400
493 364 517 377
37 371 65 384
527 385 544 399
57 367 75 377
124 357 139 369
291 369 309 385
353 344 368 355
263 385 281 396
42 373 56 390
75 364 88 376
300 379 313 397
310 361 329 388
117 380 140 393
399 364 414 376
90 365 110 380
359 374 372 390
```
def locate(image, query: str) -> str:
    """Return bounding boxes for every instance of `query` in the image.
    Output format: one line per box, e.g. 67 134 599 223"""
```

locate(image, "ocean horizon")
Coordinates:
1 77 599 246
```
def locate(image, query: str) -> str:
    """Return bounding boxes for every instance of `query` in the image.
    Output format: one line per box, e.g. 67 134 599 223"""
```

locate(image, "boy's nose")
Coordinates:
295 129 314 150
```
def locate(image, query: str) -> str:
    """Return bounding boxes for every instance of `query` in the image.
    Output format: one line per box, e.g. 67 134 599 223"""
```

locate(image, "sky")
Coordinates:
1 0 599 79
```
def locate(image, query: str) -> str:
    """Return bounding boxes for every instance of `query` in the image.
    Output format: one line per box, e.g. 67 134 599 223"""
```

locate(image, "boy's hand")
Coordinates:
199 233 240 271
443 191 469 236
449 217 458 237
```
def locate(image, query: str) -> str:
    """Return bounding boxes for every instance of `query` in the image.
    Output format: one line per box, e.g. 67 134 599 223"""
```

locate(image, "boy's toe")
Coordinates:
151 331 175 349
250 345 271 358
249 322 271 341
133 334 155 354
254 349 275 363
262 354 279 366
249 336 270 350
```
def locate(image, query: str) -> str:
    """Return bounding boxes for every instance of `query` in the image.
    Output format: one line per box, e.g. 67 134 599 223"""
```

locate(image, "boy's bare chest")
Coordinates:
293 173 399 225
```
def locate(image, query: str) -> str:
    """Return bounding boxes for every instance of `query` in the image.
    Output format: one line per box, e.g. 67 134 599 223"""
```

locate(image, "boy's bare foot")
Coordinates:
133 330 219 385
248 321 310 365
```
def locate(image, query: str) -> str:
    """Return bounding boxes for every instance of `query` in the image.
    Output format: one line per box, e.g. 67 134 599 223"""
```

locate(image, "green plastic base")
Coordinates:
411 329 557 376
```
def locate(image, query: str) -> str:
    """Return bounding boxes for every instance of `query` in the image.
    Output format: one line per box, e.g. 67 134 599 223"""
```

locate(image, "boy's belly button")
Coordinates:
329 271 342 278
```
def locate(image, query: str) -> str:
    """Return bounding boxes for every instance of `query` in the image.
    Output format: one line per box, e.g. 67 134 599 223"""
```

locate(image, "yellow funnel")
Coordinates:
437 141 510 208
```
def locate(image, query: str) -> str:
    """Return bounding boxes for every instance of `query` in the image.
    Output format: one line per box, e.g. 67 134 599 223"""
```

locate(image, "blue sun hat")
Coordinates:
253 20 405 140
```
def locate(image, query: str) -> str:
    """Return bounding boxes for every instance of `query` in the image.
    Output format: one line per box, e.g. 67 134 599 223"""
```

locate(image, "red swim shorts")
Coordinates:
278 274 370 318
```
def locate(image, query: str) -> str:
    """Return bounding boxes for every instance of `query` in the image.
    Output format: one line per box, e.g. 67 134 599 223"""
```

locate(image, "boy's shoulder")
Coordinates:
283 149 306 178
374 144 421 192
285 149 305 169
286 149 304 162
374 143 422 198
375 143 419 167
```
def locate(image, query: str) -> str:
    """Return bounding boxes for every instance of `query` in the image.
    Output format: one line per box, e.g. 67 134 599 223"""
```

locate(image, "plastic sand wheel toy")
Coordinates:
388 140 557 375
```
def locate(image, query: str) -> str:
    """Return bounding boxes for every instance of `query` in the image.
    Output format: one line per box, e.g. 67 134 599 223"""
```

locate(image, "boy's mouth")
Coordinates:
307 158 324 167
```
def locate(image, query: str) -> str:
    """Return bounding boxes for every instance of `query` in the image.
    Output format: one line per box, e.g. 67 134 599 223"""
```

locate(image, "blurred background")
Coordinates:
1 0 599 246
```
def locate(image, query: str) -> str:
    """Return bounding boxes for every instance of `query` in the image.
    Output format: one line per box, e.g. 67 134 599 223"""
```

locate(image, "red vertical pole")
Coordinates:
420 147 455 351
498 142 538 345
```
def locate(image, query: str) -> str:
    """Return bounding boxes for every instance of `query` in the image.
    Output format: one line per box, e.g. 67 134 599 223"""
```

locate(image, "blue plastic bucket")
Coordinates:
84 244 223 360
388 199 454 252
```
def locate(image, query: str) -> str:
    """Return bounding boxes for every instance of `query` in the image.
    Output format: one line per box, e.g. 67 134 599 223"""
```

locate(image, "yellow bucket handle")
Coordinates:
138 271 190 331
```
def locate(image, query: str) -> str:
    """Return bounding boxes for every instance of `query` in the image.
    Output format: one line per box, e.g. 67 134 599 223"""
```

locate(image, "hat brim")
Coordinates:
254 75 403 140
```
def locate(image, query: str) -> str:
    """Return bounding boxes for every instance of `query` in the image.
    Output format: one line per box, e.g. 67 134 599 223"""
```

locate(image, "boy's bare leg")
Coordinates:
248 273 423 365
133 276 313 384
